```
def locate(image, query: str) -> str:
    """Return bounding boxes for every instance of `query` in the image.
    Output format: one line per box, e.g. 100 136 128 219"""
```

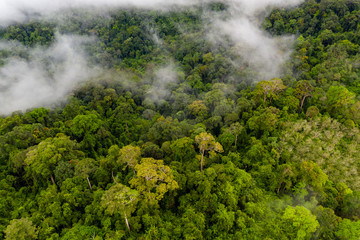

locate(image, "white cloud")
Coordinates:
0 35 94 115
0 0 305 114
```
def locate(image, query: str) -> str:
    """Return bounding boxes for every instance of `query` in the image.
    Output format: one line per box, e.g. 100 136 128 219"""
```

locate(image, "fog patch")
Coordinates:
145 63 178 105
209 0 305 81
213 17 295 80
0 34 95 115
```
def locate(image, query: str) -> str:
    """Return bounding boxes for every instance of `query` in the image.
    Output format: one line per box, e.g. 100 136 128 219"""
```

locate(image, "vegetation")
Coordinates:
1 0 360 239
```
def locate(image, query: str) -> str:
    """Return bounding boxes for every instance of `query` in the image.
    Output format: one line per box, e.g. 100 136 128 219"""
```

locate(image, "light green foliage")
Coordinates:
282 206 319 240
75 158 97 179
170 137 195 162
188 100 208 119
147 116 186 145
305 106 319 119
118 145 141 171
248 107 280 134
326 85 355 116
24 133 83 185
294 80 314 112
101 183 139 231
180 208 205 240
279 117 360 189
300 161 328 191
336 219 360 240
313 206 341 240
70 113 111 157
71 114 102 138
195 132 223 172
4 218 38 240
75 158 98 189
101 183 139 216
253 78 286 103
227 122 243 148
130 158 179 205
61 225 102 240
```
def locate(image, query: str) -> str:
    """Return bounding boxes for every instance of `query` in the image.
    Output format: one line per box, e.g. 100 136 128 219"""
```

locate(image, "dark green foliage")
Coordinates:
1 1 360 239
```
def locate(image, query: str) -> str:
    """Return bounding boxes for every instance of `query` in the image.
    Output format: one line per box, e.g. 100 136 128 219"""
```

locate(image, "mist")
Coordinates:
0 35 94 115
145 63 179 105
1 0 304 26
0 0 305 114
209 0 305 80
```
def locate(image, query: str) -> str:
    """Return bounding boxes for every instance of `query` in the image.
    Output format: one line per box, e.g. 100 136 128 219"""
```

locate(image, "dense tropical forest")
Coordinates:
1 0 360 239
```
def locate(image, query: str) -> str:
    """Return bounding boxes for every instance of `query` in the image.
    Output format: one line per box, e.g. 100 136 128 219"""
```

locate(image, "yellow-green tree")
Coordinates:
195 132 223 172
4 218 38 240
74 158 98 190
228 122 243 148
129 158 178 205
254 78 286 103
294 80 314 113
282 206 319 240
24 133 83 186
101 183 139 231
118 145 141 173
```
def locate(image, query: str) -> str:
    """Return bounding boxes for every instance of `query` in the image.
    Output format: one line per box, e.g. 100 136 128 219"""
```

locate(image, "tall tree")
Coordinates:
24 133 83 186
282 206 319 240
101 183 139 231
118 145 141 173
4 218 38 240
228 122 243 149
294 80 314 113
74 158 98 190
129 158 179 205
195 132 223 172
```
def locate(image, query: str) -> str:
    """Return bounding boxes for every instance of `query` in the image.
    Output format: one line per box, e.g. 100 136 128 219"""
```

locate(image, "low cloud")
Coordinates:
209 0 305 80
0 0 306 114
0 0 304 26
0 35 94 115
145 63 178 105
213 17 294 80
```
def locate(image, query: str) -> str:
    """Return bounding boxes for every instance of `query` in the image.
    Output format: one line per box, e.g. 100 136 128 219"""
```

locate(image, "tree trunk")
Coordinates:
112 171 118 183
299 95 307 113
124 212 130 231
125 120 130 139
50 175 56 186
87 176 92 190
200 149 204 173
234 134 238 149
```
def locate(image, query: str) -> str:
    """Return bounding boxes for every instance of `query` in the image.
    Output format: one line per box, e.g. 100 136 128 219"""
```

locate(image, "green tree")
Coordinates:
4 218 38 240
129 158 179 205
336 219 360 240
248 107 280 135
24 133 83 186
294 80 314 113
195 132 223 172
282 206 319 240
101 183 139 231
228 122 243 149
188 100 208 119
326 85 355 117
253 78 286 104
75 158 98 190
305 106 319 120
118 145 141 173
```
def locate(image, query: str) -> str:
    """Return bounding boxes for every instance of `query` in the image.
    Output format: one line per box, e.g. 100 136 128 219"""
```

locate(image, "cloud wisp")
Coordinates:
0 35 94 115
0 0 304 26
145 63 179 105
209 0 305 80
0 0 306 114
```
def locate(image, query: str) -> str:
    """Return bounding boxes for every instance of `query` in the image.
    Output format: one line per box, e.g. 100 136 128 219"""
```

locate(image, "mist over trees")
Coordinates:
1 0 360 239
